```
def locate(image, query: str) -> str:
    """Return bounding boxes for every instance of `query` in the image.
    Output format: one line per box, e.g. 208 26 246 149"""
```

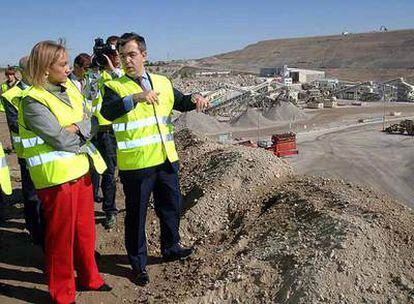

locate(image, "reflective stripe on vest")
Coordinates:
23 135 107 174
117 133 174 150
11 132 23 158
27 151 76 167
112 116 171 132
0 157 7 168
22 136 44 148
12 135 21 143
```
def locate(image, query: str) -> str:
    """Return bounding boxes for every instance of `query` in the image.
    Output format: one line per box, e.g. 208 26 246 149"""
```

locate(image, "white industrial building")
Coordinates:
260 65 325 84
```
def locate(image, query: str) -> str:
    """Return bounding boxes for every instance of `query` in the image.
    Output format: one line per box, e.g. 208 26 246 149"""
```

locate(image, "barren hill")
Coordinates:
197 29 414 81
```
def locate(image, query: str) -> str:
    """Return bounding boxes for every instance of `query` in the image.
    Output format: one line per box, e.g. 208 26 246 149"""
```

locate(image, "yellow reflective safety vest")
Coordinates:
92 71 113 126
101 70 113 82
92 69 125 126
0 142 12 195
2 84 24 157
18 79 107 189
104 73 178 171
0 83 9 112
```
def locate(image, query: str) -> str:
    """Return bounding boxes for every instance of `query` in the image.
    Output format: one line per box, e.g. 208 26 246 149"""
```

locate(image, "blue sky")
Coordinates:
1 0 414 66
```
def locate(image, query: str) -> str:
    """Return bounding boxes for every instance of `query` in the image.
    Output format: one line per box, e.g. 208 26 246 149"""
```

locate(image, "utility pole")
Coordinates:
257 107 260 144
382 85 386 131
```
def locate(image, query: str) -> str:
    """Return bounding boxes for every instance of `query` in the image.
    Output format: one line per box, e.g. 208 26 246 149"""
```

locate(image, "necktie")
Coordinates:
137 76 145 91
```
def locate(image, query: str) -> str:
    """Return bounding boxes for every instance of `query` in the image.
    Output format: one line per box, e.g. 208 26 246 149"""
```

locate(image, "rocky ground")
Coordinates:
0 128 413 303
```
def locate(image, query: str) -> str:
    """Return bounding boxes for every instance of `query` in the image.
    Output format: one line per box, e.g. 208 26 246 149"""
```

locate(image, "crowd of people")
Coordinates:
0 32 209 304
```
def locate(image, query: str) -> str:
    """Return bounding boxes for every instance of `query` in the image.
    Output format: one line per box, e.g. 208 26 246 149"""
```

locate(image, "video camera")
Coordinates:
92 38 117 68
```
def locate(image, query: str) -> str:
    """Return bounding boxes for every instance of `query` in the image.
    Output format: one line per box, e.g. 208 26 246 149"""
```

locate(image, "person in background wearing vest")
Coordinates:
21 41 111 304
69 53 97 124
101 32 209 286
90 35 123 229
69 53 91 94
2 56 45 246
0 66 19 113
0 140 13 226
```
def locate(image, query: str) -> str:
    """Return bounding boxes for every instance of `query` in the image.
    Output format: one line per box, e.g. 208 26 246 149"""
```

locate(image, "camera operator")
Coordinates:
103 35 123 79
91 36 123 81
89 36 123 229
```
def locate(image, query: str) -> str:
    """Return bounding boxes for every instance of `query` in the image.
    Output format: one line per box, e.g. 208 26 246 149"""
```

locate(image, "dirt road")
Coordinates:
290 123 414 208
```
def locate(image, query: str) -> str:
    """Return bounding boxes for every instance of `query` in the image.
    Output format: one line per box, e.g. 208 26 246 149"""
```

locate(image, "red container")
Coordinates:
271 132 298 157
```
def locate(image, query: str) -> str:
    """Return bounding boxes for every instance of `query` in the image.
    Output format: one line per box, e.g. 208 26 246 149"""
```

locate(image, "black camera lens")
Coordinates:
93 37 108 67
92 37 118 68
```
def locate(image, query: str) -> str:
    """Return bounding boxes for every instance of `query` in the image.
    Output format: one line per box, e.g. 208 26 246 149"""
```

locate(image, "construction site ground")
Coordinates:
0 101 414 303
218 101 414 139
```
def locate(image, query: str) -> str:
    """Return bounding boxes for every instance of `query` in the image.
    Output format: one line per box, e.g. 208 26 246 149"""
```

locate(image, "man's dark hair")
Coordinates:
118 32 146 52
106 35 119 46
74 53 91 68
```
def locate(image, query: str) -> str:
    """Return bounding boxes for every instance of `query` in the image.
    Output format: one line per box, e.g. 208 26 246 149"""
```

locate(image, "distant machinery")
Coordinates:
330 81 376 101
379 78 414 102
205 79 296 122
312 78 413 102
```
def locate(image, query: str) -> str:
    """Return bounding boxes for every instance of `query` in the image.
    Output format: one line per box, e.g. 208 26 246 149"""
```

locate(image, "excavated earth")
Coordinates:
0 128 414 304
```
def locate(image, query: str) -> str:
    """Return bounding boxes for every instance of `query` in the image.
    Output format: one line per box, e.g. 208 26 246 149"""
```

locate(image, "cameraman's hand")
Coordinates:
103 54 115 71
133 90 160 105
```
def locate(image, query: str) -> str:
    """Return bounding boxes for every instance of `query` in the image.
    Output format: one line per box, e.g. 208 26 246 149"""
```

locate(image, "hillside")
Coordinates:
197 29 414 81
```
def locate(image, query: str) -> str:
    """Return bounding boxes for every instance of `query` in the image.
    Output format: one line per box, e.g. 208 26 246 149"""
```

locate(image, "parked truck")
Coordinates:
384 119 414 135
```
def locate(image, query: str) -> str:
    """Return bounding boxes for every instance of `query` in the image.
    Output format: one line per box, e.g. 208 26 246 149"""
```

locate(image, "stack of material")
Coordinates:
173 111 229 135
230 108 274 128
264 101 307 121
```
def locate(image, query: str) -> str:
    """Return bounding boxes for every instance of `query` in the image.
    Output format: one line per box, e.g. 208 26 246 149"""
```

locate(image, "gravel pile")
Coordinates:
173 111 229 135
230 108 275 128
263 100 308 122
175 129 293 237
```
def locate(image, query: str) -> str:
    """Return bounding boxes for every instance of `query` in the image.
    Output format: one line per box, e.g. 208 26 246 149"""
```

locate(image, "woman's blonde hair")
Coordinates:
26 40 66 87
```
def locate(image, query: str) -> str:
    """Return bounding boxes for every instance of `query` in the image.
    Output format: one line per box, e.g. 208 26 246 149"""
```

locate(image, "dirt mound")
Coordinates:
263 101 307 122
175 129 293 237
193 176 414 304
171 131 414 303
230 108 275 128
173 111 228 135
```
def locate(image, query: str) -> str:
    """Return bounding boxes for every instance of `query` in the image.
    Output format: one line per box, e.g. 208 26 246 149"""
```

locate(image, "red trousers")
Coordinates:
37 174 104 304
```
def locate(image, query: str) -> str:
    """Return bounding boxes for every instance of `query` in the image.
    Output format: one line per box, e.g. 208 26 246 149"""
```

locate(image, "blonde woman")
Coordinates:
20 41 110 304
